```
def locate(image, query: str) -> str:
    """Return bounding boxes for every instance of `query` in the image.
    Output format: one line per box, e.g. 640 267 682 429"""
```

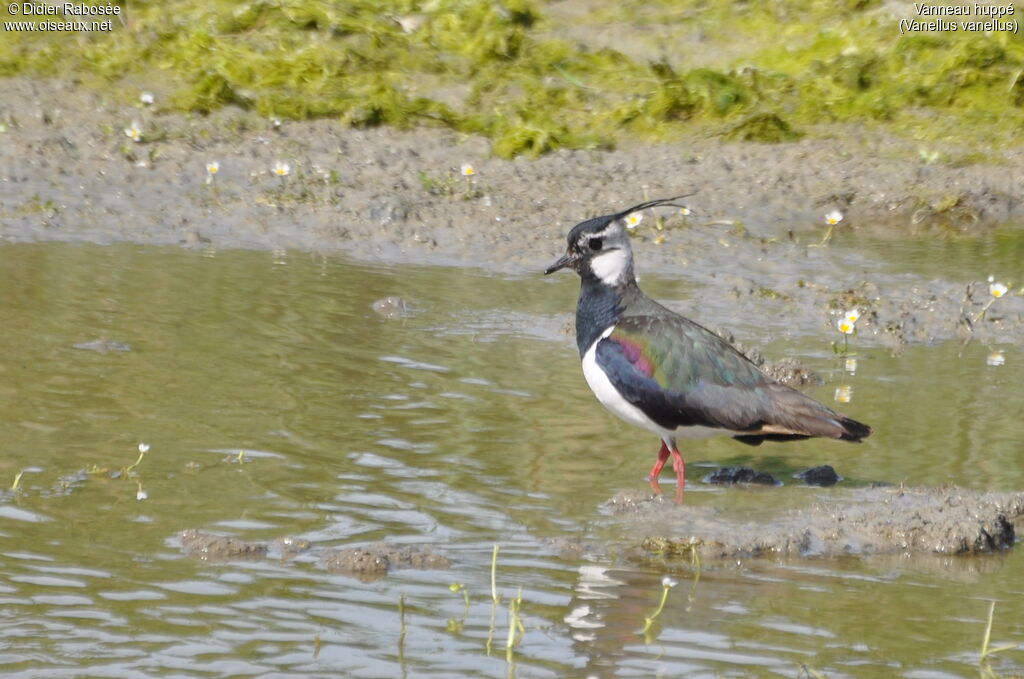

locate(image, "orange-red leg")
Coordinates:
670 446 685 488
646 441 671 481
647 439 685 503
670 445 685 503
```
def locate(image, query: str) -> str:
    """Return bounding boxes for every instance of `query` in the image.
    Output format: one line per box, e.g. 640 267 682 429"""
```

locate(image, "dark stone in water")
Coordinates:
704 466 780 486
796 465 841 487
73 339 132 353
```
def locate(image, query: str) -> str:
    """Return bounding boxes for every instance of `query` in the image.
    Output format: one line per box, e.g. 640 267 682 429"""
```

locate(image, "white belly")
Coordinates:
581 327 736 441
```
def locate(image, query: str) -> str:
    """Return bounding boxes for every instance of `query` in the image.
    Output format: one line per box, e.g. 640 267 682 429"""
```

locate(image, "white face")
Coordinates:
578 218 633 285
589 247 631 285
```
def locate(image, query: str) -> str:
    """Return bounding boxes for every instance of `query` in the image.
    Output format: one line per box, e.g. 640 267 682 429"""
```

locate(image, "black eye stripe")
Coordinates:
588 237 603 251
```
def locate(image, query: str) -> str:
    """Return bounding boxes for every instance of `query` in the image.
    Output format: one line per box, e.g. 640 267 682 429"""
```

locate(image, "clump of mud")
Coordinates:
322 543 451 581
178 531 449 578
371 296 413 318
607 486 1023 559
180 529 269 561
706 326 824 389
758 357 824 388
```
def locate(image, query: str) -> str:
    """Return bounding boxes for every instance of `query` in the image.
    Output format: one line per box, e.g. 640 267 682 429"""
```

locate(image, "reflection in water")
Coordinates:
0 242 1021 677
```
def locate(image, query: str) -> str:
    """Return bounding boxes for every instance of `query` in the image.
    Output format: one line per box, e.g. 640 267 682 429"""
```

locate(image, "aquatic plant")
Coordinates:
815 209 844 246
5 1 1020 156
505 588 525 660
446 583 471 633
419 170 459 197
641 575 678 634
124 120 142 143
974 275 1013 323
458 163 481 198
272 160 291 178
834 308 859 355
986 350 1005 367
979 601 1017 678
397 593 407 666
490 543 500 604
124 442 150 475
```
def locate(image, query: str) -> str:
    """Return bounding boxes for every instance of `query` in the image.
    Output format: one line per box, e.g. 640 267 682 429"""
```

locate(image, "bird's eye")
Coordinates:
588 237 603 251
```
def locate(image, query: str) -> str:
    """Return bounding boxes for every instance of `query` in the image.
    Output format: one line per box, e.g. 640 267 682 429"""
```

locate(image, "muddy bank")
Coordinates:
180 485 1024 575
1 77 1022 348
608 486 1024 559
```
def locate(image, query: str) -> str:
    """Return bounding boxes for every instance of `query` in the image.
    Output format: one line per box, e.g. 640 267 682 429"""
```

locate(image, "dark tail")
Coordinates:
836 415 872 442
733 384 872 446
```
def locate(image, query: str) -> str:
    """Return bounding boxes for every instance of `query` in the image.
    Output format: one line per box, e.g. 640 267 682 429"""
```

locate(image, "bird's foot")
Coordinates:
647 441 684 503
649 476 684 504
648 476 663 496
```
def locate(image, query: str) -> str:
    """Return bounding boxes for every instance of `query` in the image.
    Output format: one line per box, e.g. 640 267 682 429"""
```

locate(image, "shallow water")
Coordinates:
0 242 1022 678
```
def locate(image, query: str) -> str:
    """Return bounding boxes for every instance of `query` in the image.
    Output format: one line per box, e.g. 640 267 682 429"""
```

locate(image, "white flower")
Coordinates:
844 309 861 324
661 576 678 588
825 210 844 226
140 92 154 105
272 161 290 177
124 121 142 143
834 384 852 403
205 161 219 184
460 163 475 177
987 351 1005 367
837 318 855 335
988 278 1008 298
625 212 644 229
138 442 150 453
136 489 148 501
679 206 692 216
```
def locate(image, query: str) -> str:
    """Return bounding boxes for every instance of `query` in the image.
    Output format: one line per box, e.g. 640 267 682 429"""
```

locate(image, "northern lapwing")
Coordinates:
544 197 872 499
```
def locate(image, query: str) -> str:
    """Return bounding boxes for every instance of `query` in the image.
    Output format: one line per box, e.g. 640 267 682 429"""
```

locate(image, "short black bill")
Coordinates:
544 252 576 275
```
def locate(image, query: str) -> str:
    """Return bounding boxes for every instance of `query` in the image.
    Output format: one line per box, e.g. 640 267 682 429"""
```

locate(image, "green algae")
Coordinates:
2 0 1022 157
